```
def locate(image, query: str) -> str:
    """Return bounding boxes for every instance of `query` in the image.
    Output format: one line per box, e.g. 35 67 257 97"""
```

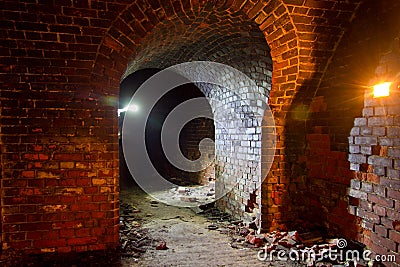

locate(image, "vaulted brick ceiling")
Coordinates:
2 0 382 257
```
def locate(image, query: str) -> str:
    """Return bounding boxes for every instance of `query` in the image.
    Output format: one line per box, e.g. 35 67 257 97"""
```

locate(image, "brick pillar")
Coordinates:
0 91 120 254
348 44 400 263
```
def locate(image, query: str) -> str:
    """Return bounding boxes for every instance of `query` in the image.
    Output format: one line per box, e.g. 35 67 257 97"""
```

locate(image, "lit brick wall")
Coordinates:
0 0 122 254
348 35 400 264
121 6 273 222
261 0 363 231
303 0 400 253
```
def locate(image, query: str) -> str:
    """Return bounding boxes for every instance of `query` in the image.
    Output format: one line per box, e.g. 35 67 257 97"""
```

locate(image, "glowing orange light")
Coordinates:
373 82 391 98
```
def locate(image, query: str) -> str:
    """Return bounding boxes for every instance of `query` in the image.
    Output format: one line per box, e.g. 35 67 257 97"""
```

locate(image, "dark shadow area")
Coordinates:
119 68 161 189
1 249 123 267
119 69 215 190
145 83 214 186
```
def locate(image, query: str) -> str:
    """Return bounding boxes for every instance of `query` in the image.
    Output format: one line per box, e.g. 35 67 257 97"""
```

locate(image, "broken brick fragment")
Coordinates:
245 234 264 247
156 241 168 250
278 237 297 248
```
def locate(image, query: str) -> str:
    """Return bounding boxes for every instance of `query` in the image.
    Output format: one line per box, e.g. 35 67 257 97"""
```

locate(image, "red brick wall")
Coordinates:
91 0 362 232
269 0 400 262
261 0 363 231
301 109 363 238
0 0 122 254
302 0 400 247
2 0 397 259
179 118 215 185
348 27 400 265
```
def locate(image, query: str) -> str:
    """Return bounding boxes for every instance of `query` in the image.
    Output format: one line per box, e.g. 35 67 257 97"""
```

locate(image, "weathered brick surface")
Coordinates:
117 1 274 222
0 0 121 254
1 0 399 262
347 0 400 263
260 0 364 232
179 118 215 185
283 2 400 255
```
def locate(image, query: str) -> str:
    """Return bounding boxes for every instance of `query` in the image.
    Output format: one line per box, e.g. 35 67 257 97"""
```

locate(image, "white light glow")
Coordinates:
118 104 139 116
373 82 391 98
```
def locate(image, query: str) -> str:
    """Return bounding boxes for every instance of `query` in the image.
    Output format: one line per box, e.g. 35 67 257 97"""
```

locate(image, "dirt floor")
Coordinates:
118 186 299 267
116 186 371 267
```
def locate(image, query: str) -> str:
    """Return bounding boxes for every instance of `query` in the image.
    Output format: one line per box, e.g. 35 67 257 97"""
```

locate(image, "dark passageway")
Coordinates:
119 69 215 188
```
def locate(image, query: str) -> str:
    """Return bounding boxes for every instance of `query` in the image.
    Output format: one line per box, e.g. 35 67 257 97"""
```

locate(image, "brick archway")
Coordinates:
91 0 300 230
90 0 364 232
0 0 368 256
91 0 299 97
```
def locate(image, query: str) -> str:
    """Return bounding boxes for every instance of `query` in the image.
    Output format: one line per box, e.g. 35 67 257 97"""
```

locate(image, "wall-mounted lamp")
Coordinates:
118 104 139 116
373 82 392 98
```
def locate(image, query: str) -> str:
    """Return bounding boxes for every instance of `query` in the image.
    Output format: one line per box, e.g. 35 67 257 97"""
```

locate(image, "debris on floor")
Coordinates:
156 241 168 250
151 182 216 206
233 227 368 266
119 202 152 258
119 192 370 267
207 224 219 230
195 204 370 267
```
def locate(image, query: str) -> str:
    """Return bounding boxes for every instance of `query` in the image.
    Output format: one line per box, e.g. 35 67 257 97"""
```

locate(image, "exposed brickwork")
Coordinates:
119 3 273 222
304 0 400 249
90 0 362 231
179 118 215 185
0 0 122 254
1 0 399 261
348 29 400 265
262 0 363 231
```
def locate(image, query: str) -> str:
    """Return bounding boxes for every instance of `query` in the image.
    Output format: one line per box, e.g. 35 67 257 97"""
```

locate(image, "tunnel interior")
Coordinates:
121 3 273 224
119 68 215 189
1 0 400 264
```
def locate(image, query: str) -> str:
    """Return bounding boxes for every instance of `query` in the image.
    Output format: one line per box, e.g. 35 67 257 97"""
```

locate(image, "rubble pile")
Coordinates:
248 230 368 267
198 205 369 267
119 202 153 259
236 227 369 266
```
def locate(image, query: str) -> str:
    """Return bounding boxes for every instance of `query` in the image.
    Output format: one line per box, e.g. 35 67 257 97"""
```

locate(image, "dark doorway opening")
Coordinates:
119 69 215 190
